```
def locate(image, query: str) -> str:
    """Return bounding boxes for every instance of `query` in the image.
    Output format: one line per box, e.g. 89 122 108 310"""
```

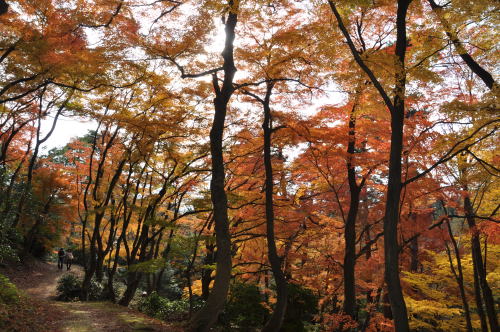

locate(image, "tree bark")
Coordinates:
409 233 418 272
464 195 498 331
328 2 412 329
343 103 361 321
444 220 473 332
201 242 215 300
383 1 411 331
473 259 488 332
261 82 288 332
188 3 238 331
118 272 142 306
0 1 8 16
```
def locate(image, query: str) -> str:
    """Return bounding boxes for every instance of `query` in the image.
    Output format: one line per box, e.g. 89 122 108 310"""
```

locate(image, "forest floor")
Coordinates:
2 260 182 332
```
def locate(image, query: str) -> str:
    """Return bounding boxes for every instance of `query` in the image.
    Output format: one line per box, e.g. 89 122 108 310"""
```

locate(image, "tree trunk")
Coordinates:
383 76 409 332
383 2 411 331
81 152 126 299
343 104 361 321
0 1 8 16
361 287 382 332
22 195 53 257
201 242 215 300
473 259 488 332
188 4 238 331
119 272 142 306
95 252 105 282
444 220 473 332
382 290 392 320
261 83 288 332
106 237 123 303
464 195 498 331
409 233 418 272
328 1 411 329
81 224 99 300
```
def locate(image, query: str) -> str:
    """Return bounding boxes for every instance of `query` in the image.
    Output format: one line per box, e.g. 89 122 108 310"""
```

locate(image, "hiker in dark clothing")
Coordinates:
57 248 65 270
65 250 74 271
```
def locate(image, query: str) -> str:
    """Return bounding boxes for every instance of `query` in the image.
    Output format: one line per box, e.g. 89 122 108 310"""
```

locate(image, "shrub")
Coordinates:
155 266 183 300
282 283 319 332
0 226 21 264
101 280 126 301
0 244 18 265
138 292 193 321
88 278 105 300
160 298 191 321
220 282 269 330
56 273 81 301
56 273 108 301
138 292 166 318
0 274 20 305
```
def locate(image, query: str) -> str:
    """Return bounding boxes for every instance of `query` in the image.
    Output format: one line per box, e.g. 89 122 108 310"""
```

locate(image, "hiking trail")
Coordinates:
4 260 181 332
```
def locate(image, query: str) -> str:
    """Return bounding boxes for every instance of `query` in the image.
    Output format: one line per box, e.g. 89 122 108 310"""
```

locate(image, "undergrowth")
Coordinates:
0 273 48 332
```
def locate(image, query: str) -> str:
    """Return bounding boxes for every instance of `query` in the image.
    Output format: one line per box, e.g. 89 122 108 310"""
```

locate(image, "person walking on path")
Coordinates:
65 250 74 270
57 248 65 270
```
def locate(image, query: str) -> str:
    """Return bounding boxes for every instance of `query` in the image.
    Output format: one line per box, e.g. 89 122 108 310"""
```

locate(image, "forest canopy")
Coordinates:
0 0 498 331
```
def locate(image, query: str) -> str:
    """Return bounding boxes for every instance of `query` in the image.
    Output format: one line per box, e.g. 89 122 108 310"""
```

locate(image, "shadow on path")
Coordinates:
5 261 181 332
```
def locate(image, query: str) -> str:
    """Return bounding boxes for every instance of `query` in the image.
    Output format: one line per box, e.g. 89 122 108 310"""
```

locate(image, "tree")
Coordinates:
328 1 413 330
427 0 497 90
0 0 8 15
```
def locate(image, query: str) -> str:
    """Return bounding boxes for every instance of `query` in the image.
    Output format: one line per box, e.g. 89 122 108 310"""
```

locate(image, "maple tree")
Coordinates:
1 0 498 331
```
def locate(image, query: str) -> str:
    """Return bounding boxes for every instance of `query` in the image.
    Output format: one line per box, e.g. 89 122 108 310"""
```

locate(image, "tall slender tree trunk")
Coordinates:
382 2 411 331
331 0 414 329
473 260 488 332
0 1 8 16
343 103 361 321
464 195 498 331
409 234 419 272
106 236 123 303
81 221 101 300
444 220 473 332
261 83 288 332
188 4 238 331
383 75 409 331
201 242 215 300
382 291 392 319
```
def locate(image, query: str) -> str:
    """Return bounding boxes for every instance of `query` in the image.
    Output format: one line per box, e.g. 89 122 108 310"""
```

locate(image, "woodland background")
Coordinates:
0 0 498 331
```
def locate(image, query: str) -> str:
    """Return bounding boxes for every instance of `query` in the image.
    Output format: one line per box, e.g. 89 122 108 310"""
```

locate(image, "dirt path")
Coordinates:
4 261 182 332
21 261 82 300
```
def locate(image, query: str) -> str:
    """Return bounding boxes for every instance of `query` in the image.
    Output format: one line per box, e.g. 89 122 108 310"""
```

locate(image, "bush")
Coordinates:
101 279 126 301
0 244 18 265
0 274 20 305
56 274 81 301
138 292 194 321
282 283 319 332
154 266 183 300
88 278 105 300
220 282 269 331
0 226 21 264
56 274 107 301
